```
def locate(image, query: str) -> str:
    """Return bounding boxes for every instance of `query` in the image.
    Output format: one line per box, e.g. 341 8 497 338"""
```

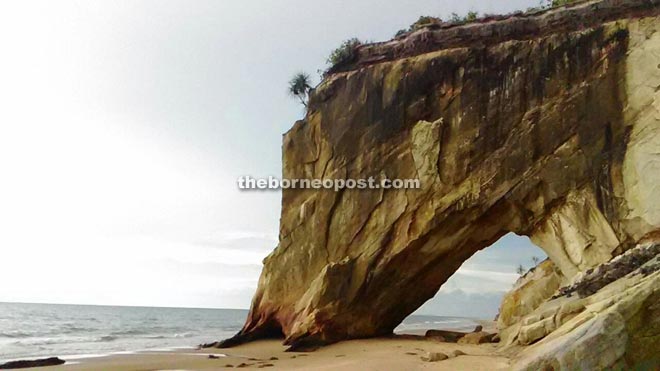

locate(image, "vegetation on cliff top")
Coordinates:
394 0 580 38
394 11 479 38
289 0 583 107
551 0 580 6
326 38 363 72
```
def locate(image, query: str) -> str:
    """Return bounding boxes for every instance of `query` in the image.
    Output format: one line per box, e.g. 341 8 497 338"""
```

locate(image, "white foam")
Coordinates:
62 353 110 360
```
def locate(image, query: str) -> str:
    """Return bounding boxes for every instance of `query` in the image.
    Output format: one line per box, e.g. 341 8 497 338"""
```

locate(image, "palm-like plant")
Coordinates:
288 72 312 107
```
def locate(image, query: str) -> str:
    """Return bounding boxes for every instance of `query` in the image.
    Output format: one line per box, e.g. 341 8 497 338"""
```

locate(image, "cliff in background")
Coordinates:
218 0 660 368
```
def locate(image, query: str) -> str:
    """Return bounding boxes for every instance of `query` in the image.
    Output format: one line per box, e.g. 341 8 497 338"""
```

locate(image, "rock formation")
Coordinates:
509 243 660 369
498 260 564 331
218 0 660 367
0 357 65 369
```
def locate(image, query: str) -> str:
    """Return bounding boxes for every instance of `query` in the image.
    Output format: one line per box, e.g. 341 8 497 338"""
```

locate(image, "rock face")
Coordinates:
510 243 660 370
220 0 660 361
498 260 564 330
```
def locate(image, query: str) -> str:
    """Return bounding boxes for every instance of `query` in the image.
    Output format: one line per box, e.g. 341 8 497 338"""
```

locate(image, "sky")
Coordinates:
0 0 544 318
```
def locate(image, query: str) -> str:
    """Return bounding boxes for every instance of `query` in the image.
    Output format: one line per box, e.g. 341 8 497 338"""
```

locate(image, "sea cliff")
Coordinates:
220 0 660 368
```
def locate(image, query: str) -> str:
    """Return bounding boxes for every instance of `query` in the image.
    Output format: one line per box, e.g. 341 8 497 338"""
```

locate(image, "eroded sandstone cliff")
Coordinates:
219 0 660 366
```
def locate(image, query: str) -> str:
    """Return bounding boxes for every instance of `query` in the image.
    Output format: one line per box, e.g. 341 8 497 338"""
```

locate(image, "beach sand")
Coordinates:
46 334 510 370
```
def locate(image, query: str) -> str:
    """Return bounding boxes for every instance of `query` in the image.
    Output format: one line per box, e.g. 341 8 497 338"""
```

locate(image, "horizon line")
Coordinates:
0 300 250 311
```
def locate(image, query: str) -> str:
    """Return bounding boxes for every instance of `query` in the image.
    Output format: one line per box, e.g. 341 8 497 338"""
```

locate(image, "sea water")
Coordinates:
0 302 480 362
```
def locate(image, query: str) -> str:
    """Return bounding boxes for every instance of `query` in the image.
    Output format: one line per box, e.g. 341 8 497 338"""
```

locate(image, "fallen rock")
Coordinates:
425 329 466 343
473 325 483 332
449 350 467 358
0 357 65 369
457 331 496 344
208 354 220 359
421 352 449 362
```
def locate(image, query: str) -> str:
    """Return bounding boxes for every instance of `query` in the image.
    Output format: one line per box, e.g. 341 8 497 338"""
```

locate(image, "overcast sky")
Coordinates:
0 0 544 317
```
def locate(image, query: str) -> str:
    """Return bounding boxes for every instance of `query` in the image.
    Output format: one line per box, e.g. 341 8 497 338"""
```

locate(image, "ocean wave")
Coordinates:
0 331 33 339
11 335 118 346
12 338 76 346
144 332 194 339
60 324 97 334
0 303 248 360
108 327 194 337
0 326 98 339
109 329 149 336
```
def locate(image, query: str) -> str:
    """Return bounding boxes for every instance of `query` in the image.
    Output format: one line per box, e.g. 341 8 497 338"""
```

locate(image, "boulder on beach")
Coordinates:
458 331 496 344
425 329 467 343
0 357 65 369
421 352 449 362
449 350 467 358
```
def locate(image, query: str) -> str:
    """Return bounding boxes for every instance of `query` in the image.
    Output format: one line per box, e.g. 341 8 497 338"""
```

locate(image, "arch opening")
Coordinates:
397 233 549 333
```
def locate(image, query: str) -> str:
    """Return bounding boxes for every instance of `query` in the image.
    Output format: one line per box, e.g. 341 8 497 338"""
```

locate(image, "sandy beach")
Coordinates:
45 335 510 371
41 323 507 370
0 304 503 371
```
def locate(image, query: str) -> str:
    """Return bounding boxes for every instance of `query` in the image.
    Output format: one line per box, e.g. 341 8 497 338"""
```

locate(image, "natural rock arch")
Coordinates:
219 2 660 351
409 232 549 319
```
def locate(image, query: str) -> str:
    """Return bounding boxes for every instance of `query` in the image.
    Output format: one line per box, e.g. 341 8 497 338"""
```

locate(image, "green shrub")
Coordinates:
449 11 479 23
326 38 362 69
551 0 579 6
411 15 442 30
395 29 408 37
394 16 443 38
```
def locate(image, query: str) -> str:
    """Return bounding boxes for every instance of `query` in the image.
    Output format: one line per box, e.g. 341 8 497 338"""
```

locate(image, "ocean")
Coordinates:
0 302 480 362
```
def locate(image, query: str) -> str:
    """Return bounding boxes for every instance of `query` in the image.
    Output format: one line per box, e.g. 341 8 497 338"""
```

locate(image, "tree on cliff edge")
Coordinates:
288 72 312 107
